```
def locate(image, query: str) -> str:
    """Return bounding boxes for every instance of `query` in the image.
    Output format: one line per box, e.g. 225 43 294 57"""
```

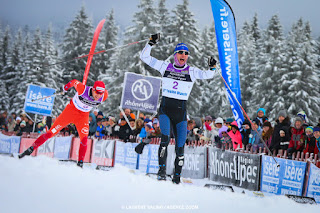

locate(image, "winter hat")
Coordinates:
257 108 266 115
205 115 213 121
263 121 272 128
174 43 189 54
226 118 234 123
98 111 104 116
277 110 287 118
294 116 303 124
313 126 320 132
219 125 229 138
16 116 21 121
20 120 26 126
230 121 239 130
93 109 99 113
297 111 307 121
252 118 261 126
215 117 224 124
109 116 115 122
279 130 285 135
305 126 313 133
93 81 105 94
144 118 152 123
242 119 251 128
146 122 153 129
153 118 159 125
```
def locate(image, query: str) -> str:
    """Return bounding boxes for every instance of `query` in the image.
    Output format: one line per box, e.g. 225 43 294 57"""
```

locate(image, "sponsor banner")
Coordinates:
37 137 55 158
210 0 244 126
124 142 138 170
120 72 161 113
69 138 93 163
147 144 159 174
261 156 307 196
166 145 176 175
306 163 320 203
24 84 56 116
114 141 125 165
19 138 38 156
181 146 207 179
137 144 151 173
208 147 260 191
53 136 73 160
0 133 21 154
91 139 115 166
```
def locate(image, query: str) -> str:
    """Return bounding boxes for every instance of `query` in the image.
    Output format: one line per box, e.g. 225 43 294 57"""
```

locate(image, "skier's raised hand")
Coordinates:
208 56 217 71
148 33 160 46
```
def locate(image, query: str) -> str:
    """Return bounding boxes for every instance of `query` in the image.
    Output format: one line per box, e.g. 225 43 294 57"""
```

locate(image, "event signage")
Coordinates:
24 84 56 116
208 147 261 191
261 156 307 196
121 72 161 113
53 136 73 160
305 163 320 203
91 139 115 166
0 133 20 154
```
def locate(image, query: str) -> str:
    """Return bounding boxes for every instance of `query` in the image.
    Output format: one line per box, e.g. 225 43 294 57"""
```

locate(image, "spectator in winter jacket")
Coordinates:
89 112 97 136
312 126 320 158
297 110 309 128
0 111 8 131
248 118 263 152
262 121 273 149
132 118 144 137
219 125 232 148
7 115 16 132
303 126 317 155
256 108 268 127
14 117 22 132
288 116 305 159
118 117 133 142
279 130 290 150
240 119 252 149
186 120 197 143
270 110 291 153
202 115 218 142
228 121 242 150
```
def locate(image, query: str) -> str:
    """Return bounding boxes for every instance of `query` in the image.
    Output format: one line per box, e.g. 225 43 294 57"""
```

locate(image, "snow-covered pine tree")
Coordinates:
0 26 10 111
42 24 65 115
122 0 159 76
153 0 175 60
238 21 258 113
255 15 286 117
61 5 94 85
251 13 261 43
171 0 202 116
197 24 230 118
280 19 320 123
9 29 27 114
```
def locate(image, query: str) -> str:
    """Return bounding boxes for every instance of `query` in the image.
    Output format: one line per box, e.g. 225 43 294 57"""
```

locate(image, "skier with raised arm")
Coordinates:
18 80 108 168
139 33 217 184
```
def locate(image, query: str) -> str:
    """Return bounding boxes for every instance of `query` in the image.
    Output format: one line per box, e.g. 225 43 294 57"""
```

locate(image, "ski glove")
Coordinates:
135 142 147 154
148 33 160 46
63 81 72 92
208 57 217 71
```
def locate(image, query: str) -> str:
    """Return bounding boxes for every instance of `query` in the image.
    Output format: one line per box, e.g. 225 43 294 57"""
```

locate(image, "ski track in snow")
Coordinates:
0 155 319 213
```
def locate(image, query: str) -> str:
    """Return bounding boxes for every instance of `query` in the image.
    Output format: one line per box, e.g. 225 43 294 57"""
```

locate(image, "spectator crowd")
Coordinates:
0 107 319 159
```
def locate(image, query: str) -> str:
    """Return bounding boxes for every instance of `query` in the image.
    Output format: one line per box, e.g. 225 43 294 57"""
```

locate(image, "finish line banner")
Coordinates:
24 84 56 116
121 72 161 113
210 0 244 126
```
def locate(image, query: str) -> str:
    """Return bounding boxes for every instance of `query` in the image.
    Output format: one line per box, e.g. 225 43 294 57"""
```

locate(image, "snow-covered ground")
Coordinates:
0 155 319 213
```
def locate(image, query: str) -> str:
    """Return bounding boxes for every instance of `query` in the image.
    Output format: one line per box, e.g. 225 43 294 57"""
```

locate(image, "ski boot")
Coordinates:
172 173 181 184
18 146 34 159
157 165 166 181
77 160 84 168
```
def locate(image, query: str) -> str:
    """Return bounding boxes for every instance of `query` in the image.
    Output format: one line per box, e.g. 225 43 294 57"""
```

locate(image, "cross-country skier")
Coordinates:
18 80 108 168
140 33 217 184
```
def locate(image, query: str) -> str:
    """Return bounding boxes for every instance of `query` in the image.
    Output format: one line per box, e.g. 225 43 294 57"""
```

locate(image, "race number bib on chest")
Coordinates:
161 65 194 100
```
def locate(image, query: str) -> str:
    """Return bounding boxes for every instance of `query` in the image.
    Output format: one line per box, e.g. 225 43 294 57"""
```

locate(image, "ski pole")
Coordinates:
217 69 280 167
36 38 150 71
31 91 65 102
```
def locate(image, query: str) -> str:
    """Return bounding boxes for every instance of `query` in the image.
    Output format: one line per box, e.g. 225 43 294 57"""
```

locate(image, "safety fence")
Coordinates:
0 132 319 204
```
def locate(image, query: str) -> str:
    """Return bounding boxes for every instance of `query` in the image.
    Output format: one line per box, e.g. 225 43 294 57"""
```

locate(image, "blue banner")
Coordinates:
24 84 56 116
306 163 320 203
114 141 138 170
0 133 21 154
121 72 161 113
261 156 307 196
210 0 244 126
53 136 72 160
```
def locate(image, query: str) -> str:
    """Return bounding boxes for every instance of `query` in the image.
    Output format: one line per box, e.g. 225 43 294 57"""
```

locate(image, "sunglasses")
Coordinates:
176 50 189 55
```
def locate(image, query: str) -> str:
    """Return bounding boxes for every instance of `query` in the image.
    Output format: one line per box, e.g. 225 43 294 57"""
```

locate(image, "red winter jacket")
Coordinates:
288 127 304 151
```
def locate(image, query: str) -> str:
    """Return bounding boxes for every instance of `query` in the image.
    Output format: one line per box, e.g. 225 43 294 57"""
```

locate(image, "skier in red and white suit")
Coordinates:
19 80 108 167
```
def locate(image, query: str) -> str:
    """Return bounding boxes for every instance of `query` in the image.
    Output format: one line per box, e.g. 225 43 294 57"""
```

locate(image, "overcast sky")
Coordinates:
1 0 320 36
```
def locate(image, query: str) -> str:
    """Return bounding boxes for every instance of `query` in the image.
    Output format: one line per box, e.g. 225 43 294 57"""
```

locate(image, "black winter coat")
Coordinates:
270 117 291 151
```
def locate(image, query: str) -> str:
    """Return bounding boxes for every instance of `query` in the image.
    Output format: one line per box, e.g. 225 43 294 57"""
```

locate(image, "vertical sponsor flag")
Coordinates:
210 0 244 126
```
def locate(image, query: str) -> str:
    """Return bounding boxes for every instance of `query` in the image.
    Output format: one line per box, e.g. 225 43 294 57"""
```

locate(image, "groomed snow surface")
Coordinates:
0 155 319 213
